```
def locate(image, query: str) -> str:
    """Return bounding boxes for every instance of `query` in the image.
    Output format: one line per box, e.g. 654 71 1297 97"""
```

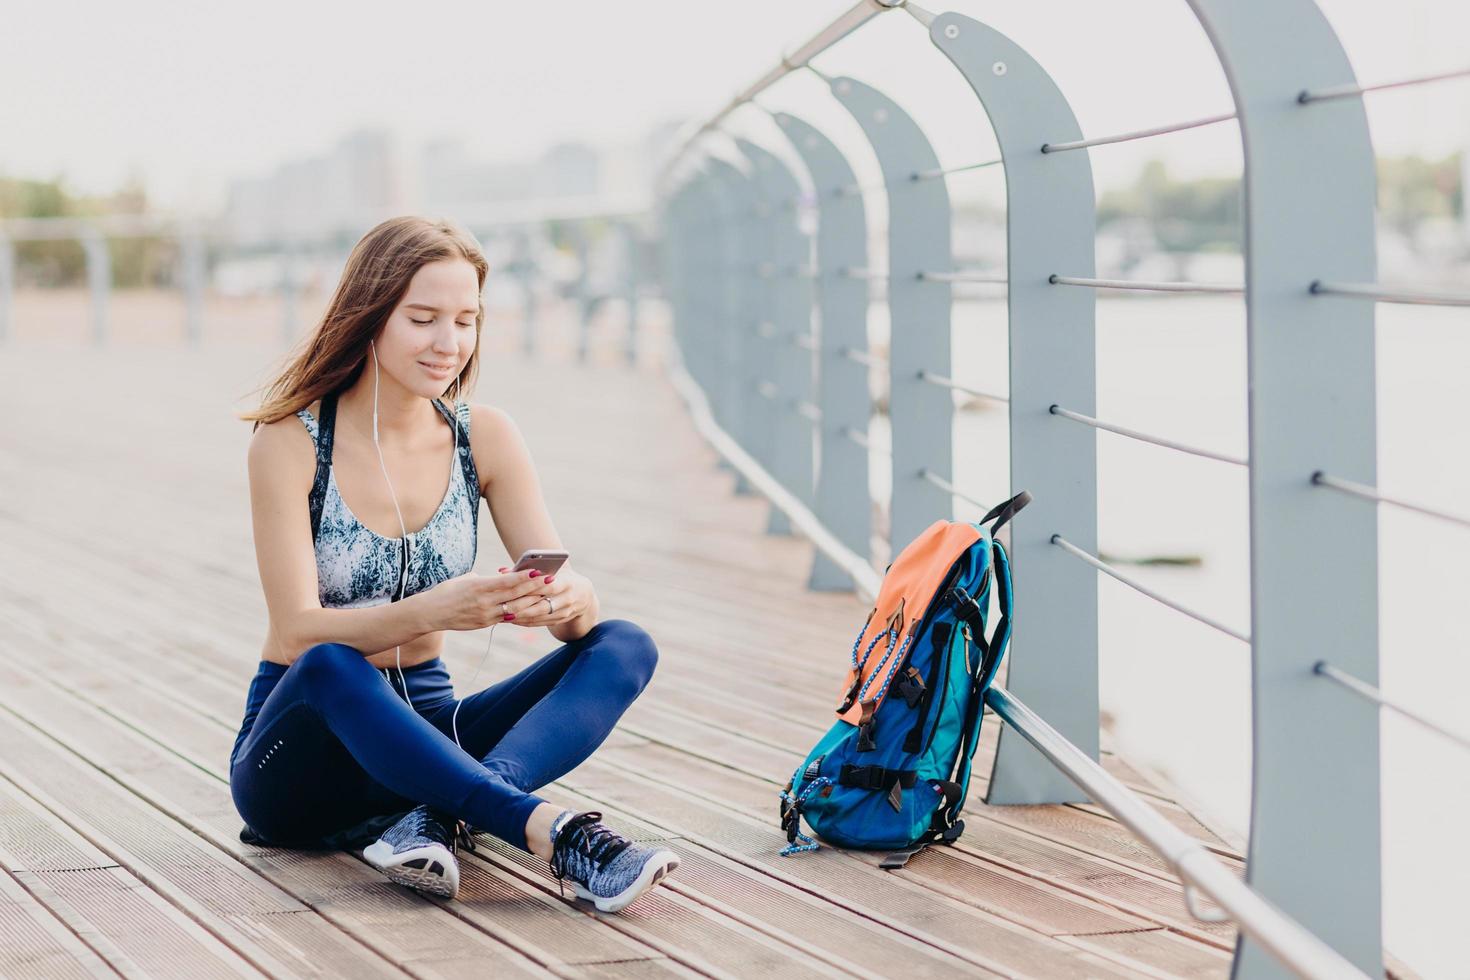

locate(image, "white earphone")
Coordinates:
369 339 490 750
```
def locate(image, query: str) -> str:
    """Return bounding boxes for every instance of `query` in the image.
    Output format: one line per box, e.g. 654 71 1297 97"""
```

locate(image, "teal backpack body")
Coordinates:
779 492 1026 865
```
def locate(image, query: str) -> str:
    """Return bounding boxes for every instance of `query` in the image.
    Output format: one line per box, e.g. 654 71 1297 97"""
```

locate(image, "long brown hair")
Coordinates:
241 216 489 431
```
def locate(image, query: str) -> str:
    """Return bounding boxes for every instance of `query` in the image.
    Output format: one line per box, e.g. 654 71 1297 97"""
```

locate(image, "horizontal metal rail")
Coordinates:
1052 535 1251 643
842 346 882 366
839 266 886 281
912 157 1004 182
1050 274 1245 294
1041 110 1237 153
984 686 1370 980
1314 662 1470 752
683 0 897 148
841 426 891 458
1298 64 1470 103
1309 280 1470 307
918 370 1009 404
1311 471 1470 531
917 269 1009 284
1050 405 1247 466
794 400 823 423
919 468 990 512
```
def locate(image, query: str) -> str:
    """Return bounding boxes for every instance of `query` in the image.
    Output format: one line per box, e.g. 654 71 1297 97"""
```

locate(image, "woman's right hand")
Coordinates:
420 569 549 632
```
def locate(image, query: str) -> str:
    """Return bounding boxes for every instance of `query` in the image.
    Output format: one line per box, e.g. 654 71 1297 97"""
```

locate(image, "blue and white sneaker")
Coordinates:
363 804 474 899
548 810 680 913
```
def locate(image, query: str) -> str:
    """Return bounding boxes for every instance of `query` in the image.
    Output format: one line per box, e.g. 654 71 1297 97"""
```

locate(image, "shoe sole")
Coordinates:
569 849 680 913
363 840 460 900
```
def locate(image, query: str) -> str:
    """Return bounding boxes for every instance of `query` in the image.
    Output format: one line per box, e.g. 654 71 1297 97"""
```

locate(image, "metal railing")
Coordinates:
0 204 648 364
655 1 1470 977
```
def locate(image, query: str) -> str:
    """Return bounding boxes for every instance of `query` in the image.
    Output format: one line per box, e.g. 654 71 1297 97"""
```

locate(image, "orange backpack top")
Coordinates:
834 520 983 727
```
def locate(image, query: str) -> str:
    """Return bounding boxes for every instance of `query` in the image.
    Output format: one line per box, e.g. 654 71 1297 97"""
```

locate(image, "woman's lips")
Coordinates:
420 361 455 377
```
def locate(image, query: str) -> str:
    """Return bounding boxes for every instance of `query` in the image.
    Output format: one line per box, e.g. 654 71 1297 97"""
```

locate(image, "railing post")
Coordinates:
927 13 1099 804
181 228 206 346
82 229 110 347
705 158 763 497
1182 1 1382 974
773 111 874 590
620 220 641 367
736 139 811 535
826 76 953 556
279 241 298 345
664 185 690 379
573 224 593 363
0 232 12 344
516 230 538 357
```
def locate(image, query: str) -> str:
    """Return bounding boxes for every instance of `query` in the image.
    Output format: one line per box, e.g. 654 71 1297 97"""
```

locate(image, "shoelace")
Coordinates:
400 805 474 855
548 811 632 898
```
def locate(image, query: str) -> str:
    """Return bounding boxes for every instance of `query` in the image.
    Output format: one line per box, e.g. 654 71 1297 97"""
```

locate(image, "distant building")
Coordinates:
224 128 406 244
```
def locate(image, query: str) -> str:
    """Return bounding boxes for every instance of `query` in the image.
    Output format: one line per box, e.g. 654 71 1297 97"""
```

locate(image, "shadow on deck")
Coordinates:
0 312 1239 978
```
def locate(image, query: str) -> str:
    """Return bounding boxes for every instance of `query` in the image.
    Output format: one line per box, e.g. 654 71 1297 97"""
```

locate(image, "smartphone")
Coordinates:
511 549 569 576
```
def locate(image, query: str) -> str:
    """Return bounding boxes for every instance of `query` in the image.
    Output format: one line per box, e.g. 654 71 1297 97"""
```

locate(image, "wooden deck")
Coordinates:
0 306 1243 978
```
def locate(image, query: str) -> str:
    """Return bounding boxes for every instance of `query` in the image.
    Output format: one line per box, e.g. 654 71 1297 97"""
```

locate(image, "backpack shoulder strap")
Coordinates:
938 538 1015 835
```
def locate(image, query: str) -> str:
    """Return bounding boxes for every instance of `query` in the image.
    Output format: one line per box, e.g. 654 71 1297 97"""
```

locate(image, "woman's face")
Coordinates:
375 258 481 398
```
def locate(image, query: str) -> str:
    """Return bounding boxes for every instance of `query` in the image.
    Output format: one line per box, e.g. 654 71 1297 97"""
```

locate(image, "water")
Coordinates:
868 295 1466 976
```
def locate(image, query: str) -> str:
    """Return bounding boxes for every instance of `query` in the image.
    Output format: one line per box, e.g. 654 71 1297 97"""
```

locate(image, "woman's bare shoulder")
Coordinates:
466 403 528 494
247 405 317 487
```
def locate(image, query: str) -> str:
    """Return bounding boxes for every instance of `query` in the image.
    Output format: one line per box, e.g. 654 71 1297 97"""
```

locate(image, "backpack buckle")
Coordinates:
892 666 926 708
855 701 878 752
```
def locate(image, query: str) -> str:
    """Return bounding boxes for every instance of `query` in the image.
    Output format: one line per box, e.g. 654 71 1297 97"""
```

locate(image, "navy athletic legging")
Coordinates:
228 619 656 853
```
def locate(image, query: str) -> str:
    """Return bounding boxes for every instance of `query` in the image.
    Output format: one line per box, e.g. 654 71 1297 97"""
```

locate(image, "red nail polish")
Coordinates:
529 570 542 578
498 567 509 573
544 576 556 584
505 613 516 621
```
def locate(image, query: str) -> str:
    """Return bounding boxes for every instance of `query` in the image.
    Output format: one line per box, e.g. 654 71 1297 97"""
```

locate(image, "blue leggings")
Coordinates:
228 619 657 852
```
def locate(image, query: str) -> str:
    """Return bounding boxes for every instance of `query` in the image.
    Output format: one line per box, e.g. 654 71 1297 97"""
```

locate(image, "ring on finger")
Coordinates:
543 596 555 614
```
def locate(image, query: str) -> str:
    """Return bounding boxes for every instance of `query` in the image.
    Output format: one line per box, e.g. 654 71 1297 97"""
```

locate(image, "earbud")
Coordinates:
367 339 490 747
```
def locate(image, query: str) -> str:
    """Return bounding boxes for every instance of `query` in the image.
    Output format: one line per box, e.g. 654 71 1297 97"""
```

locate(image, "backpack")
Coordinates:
778 491 1029 867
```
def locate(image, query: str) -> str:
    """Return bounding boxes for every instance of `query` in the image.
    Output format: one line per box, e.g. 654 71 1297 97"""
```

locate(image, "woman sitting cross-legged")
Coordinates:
232 215 678 911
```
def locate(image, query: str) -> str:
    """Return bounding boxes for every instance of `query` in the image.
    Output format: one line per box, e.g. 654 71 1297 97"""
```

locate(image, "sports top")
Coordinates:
297 391 479 609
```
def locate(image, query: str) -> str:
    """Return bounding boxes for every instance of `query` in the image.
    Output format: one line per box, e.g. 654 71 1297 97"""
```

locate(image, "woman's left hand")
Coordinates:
496 565 596 632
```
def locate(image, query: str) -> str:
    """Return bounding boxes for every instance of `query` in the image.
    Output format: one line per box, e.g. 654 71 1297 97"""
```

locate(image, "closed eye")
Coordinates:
411 317 475 327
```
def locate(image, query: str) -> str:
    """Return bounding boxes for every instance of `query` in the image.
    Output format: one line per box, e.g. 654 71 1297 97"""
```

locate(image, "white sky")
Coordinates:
3 0 1467 214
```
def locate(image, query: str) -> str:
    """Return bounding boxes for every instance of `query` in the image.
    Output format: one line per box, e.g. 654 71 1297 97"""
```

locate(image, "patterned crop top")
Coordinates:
297 391 479 609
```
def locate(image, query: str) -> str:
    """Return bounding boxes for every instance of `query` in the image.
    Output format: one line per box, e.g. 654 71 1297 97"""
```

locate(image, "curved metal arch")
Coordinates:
771 110 874 591
734 138 812 536
1179 2 1381 975
926 13 1099 808
824 75 955 554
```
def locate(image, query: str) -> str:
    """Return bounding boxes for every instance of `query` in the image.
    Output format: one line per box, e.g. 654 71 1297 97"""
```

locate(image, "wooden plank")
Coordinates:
0 773 263 979
0 607 1021 978
0 661 571 979
0 709 419 978
0 863 117 980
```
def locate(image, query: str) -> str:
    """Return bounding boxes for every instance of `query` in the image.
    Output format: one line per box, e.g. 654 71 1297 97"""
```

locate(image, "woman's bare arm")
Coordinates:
247 418 436 662
473 404 600 643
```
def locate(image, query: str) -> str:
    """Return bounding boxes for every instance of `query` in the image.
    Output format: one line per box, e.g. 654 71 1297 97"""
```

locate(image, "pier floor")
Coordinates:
0 309 1249 978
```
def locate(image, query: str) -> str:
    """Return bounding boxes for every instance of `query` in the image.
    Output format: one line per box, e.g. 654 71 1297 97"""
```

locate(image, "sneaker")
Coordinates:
548 810 680 913
363 804 475 899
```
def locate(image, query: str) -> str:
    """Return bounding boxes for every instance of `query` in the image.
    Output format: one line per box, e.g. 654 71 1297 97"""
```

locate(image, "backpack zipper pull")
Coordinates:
961 624 973 675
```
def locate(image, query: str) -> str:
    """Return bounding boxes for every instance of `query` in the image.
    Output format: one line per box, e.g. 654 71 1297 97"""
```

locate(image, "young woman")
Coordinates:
232 216 679 911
